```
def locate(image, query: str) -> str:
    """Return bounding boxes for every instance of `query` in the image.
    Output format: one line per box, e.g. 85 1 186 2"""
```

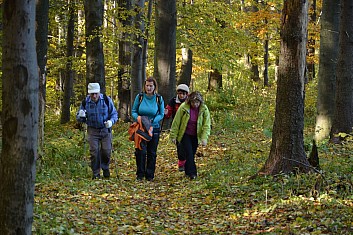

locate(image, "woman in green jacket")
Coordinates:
170 91 211 180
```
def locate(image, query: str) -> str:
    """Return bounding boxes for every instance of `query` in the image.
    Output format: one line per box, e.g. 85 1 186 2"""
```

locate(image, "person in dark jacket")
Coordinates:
76 83 118 179
164 84 189 171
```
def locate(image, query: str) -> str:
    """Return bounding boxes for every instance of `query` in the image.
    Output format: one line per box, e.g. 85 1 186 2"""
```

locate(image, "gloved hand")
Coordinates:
201 139 207 146
104 120 112 128
78 110 86 117
171 139 177 145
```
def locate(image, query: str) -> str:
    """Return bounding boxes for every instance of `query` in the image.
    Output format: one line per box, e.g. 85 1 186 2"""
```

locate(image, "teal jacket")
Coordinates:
170 102 211 143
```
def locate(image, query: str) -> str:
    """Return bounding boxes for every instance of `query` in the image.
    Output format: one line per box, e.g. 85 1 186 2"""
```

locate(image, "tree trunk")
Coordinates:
259 0 310 175
0 0 39 233
208 68 222 91
314 0 340 142
178 47 193 87
154 0 177 100
36 0 49 150
131 0 145 104
118 0 133 122
85 0 105 92
61 0 76 124
330 0 353 143
306 0 316 81
264 37 269 87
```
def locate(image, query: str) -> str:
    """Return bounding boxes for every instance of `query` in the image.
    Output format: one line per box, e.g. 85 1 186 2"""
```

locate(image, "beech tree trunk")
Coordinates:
36 0 49 150
131 0 145 104
118 0 133 122
154 0 177 101
259 0 310 175
314 0 340 142
61 0 76 124
85 0 105 92
0 0 39 232
330 0 353 143
178 47 193 87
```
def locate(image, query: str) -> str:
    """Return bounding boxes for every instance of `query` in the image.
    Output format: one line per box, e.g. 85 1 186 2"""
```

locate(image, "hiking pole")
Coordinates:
82 124 90 175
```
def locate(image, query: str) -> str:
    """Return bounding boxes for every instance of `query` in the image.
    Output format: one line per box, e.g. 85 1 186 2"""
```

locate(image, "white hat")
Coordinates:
88 83 100 93
177 84 189 93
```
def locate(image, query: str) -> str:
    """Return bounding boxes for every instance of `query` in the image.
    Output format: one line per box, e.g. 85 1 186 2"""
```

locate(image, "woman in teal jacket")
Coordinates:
131 77 164 181
170 91 211 180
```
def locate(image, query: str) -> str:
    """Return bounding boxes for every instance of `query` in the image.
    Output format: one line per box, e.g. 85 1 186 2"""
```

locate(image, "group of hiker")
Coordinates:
76 77 211 181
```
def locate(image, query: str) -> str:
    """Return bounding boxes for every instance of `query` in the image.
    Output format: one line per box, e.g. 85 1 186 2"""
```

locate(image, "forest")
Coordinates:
1 0 353 234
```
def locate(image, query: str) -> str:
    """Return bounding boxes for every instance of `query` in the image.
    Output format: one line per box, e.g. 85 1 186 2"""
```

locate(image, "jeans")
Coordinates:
135 128 160 179
87 127 112 176
180 133 198 176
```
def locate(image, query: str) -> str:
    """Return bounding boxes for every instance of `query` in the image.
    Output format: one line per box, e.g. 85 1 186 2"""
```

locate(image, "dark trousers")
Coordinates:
135 128 160 179
87 127 112 176
180 133 198 176
177 143 186 162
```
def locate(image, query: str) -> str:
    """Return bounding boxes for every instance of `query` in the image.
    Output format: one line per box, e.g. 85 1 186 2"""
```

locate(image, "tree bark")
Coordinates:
118 0 133 122
36 0 49 150
0 0 39 233
314 0 340 142
154 0 177 100
208 68 222 91
85 0 105 92
330 0 353 143
131 0 145 104
178 47 193 87
61 0 76 124
259 0 310 175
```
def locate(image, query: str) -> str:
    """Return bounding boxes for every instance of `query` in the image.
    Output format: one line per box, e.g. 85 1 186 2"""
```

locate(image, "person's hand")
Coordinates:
164 108 169 116
78 110 86 117
171 139 176 145
104 120 112 128
201 139 207 146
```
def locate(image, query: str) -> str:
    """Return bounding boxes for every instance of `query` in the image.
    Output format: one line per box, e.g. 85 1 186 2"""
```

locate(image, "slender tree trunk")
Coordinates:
259 0 310 175
314 0 340 142
118 0 133 122
0 0 39 232
131 0 145 104
178 47 193 86
85 0 105 92
330 0 353 143
306 0 316 81
263 38 269 86
61 0 76 124
36 0 49 150
142 0 153 80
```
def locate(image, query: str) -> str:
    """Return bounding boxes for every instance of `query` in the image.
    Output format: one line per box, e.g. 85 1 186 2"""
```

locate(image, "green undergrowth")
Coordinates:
33 80 353 234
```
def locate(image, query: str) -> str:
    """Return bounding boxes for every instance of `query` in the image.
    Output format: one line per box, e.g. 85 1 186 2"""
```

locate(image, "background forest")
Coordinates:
1 0 353 234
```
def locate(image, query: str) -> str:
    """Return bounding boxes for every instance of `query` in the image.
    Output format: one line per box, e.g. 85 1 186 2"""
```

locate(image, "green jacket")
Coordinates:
170 102 211 143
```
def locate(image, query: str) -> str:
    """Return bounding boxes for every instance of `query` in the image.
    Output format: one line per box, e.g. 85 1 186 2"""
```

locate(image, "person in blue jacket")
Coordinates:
131 77 164 181
77 83 118 179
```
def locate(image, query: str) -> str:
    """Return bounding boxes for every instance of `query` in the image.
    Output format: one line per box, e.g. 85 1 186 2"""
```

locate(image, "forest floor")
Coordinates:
33 84 353 234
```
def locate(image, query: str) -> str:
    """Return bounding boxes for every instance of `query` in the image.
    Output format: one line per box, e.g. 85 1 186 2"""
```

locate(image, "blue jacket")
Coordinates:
131 93 164 129
76 94 118 129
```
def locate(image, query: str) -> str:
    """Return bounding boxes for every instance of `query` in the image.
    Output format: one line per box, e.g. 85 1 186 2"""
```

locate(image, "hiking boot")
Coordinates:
103 169 110 178
92 174 101 180
136 176 143 181
178 166 185 172
146 177 154 182
189 175 197 180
